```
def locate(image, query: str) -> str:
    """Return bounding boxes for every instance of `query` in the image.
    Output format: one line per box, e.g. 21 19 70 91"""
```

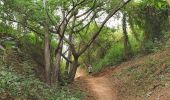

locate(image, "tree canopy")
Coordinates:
0 0 169 86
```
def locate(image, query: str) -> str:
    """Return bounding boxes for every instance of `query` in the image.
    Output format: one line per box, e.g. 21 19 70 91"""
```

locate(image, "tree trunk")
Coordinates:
65 14 75 77
44 29 51 84
122 13 131 60
51 9 65 85
57 41 63 82
68 57 79 83
65 34 72 76
51 41 63 85
43 0 51 85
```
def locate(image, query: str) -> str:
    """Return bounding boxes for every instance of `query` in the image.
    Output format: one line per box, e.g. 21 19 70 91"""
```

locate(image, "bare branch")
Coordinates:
78 0 131 56
61 53 73 63
73 11 97 33
76 0 97 18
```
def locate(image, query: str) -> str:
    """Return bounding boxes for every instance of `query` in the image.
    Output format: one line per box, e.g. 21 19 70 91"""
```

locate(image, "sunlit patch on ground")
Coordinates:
75 67 88 78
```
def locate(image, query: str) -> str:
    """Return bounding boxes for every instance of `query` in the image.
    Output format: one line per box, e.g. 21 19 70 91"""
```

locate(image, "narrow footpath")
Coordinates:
75 68 117 100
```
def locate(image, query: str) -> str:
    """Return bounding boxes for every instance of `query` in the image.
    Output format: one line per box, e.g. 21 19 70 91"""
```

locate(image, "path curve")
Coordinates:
75 68 117 100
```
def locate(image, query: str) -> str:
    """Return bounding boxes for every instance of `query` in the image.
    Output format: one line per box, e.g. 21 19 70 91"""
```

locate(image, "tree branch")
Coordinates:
78 0 131 56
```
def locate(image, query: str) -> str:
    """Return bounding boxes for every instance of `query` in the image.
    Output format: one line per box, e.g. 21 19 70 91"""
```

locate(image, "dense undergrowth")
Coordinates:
0 50 84 100
92 31 170 73
92 33 141 72
93 42 124 72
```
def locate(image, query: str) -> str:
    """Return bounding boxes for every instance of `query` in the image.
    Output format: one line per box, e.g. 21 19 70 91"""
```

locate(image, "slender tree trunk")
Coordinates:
43 0 51 84
51 41 63 85
68 56 79 83
51 9 65 85
44 28 51 84
65 34 72 76
57 41 63 82
88 50 91 64
122 13 131 60
65 14 76 77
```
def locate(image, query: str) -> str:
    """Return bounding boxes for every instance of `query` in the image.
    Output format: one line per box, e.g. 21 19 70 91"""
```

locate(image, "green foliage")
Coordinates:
164 32 170 47
20 33 58 67
0 0 169 88
20 33 44 67
0 23 20 38
91 32 141 72
93 42 124 72
126 0 169 53
0 51 84 100
128 33 141 54
142 39 162 53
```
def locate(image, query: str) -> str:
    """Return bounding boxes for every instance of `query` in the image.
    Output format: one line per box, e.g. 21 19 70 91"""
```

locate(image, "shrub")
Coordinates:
93 42 124 72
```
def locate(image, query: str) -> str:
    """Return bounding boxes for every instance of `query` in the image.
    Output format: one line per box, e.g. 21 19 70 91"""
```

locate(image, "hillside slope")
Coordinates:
74 48 170 100
111 48 170 100
0 49 84 100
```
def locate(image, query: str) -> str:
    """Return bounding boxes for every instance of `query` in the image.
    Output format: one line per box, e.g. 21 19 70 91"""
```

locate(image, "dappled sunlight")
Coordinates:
75 67 88 78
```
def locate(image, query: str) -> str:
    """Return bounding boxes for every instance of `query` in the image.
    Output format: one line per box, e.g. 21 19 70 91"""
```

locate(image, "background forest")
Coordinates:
0 0 170 99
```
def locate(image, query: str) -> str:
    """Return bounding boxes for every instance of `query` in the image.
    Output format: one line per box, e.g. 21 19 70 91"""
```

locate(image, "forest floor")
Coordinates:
72 48 170 100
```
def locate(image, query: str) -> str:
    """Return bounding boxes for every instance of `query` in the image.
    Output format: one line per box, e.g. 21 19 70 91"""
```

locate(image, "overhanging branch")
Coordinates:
78 0 131 56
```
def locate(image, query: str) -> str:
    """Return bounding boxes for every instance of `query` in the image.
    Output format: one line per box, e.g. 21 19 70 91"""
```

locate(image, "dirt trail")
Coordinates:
85 76 116 100
75 68 117 100
74 48 170 100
